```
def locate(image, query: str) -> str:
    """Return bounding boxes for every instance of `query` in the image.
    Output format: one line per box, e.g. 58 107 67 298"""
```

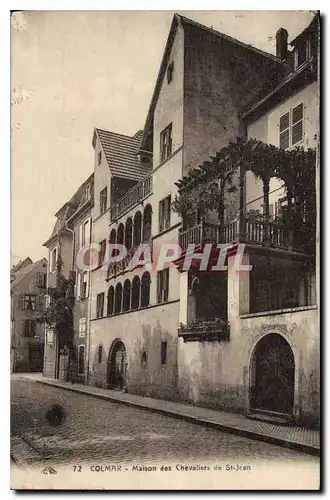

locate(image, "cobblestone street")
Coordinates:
11 378 319 469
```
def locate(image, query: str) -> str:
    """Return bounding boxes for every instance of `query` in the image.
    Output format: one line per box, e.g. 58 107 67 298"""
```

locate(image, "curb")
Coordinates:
34 379 320 458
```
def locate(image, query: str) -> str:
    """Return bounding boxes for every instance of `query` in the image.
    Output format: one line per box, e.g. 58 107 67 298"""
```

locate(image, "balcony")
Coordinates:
178 318 230 343
110 175 152 222
107 240 152 279
179 217 310 253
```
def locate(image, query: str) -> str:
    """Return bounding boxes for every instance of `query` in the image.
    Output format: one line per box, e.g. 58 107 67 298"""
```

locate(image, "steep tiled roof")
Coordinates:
11 257 33 274
11 258 47 290
140 13 286 150
95 129 151 182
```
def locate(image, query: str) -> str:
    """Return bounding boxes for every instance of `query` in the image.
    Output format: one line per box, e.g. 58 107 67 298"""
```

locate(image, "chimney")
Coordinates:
276 27 288 60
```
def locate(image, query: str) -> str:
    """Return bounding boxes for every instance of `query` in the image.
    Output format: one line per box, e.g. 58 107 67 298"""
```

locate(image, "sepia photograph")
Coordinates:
10 9 320 490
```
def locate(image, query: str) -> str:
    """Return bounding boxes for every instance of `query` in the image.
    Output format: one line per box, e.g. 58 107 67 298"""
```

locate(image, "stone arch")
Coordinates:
107 339 127 390
133 211 142 247
250 332 295 415
142 204 152 242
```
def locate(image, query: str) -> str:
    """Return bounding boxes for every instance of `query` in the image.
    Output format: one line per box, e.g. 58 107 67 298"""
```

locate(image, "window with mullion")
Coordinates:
157 268 169 304
96 293 104 318
160 124 172 163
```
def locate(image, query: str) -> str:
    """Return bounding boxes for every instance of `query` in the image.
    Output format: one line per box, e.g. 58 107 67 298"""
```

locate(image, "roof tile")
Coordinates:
95 129 151 182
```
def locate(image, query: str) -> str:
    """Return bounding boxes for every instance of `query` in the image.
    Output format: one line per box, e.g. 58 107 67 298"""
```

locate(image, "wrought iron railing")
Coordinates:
110 175 152 222
179 217 306 252
107 240 152 279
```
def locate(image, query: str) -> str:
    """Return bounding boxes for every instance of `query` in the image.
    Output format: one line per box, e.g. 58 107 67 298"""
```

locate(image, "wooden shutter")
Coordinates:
159 200 164 233
36 294 44 311
157 271 162 303
85 272 89 298
23 320 29 337
17 294 24 309
79 224 83 250
164 268 169 302
279 112 290 149
165 196 171 229
292 103 303 145
77 273 81 300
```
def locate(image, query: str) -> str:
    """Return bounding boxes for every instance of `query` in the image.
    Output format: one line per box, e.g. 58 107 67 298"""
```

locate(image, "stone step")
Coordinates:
246 412 294 426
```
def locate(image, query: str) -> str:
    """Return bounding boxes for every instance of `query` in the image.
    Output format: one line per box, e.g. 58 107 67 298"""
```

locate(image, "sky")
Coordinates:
11 10 315 265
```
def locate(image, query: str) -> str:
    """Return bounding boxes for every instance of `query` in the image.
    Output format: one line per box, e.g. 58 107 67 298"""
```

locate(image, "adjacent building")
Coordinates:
43 175 94 380
11 257 47 373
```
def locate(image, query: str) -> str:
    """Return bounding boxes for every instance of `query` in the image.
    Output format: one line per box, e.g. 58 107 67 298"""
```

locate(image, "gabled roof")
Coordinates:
11 258 47 290
289 12 319 47
44 173 94 247
140 13 286 150
93 128 151 182
11 257 33 274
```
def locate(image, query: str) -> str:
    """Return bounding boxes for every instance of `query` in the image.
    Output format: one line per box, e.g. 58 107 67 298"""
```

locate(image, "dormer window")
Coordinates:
98 151 102 165
293 36 312 70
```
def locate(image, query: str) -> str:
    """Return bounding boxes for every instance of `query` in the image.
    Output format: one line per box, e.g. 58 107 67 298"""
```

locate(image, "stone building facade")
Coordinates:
11 258 47 373
42 13 320 427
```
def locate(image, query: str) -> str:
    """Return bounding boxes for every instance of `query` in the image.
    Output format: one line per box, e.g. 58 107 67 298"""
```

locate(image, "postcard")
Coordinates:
10 10 320 490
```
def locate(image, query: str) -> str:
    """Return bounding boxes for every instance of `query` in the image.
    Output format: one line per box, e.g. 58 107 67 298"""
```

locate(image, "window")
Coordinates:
141 351 147 368
143 205 152 242
80 273 89 299
100 187 107 214
78 345 85 375
98 345 103 363
79 317 87 338
23 320 36 338
50 248 57 272
161 341 167 365
24 294 36 310
141 272 151 307
160 123 172 163
82 219 90 247
85 183 92 201
279 103 304 149
294 37 312 70
167 62 174 84
114 283 122 314
46 328 54 344
36 273 46 288
157 268 169 304
98 151 102 165
131 276 140 310
123 280 131 312
159 195 171 233
107 286 114 316
99 239 107 267
96 293 105 318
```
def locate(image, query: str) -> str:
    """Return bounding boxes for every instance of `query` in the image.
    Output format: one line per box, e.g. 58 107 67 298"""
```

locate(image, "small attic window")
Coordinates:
293 37 312 70
98 151 102 165
167 62 174 84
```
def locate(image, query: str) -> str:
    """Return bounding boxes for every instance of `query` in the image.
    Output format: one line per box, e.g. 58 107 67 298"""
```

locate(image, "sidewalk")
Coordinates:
15 373 320 456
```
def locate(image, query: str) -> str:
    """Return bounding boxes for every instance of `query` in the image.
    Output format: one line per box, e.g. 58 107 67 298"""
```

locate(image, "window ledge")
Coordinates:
91 298 179 321
152 222 181 240
152 146 183 175
240 304 318 319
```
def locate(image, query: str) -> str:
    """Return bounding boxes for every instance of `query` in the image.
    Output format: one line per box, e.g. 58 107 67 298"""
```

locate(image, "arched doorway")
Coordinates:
107 340 127 390
250 334 295 415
